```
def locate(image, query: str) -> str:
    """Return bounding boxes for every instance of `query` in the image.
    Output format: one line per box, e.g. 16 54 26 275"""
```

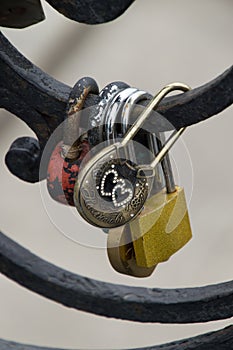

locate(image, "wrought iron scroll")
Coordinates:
0 5 233 347
45 0 135 24
0 0 135 28
0 231 233 324
0 326 232 350
0 32 233 183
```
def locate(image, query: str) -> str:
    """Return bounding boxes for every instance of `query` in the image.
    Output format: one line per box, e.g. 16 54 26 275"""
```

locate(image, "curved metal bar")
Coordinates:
1 31 233 182
0 0 134 28
5 137 41 183
0 231 232 323
1 30 232 136
0 0 45 29
0 326 232 350
0 32 71 143
0 3 232 348
45 0 135 24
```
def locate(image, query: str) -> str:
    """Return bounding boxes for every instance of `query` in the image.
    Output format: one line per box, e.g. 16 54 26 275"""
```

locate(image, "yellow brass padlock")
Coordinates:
130 185 192 267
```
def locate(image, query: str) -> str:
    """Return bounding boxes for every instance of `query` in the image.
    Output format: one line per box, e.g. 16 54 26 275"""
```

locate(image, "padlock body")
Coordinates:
74 143 150 228
107 224 156 277
130 186 192 267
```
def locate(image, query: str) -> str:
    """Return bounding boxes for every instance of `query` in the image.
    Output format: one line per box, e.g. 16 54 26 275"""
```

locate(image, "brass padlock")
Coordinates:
130 187 192 267
107 224 156 277
130 133 192 268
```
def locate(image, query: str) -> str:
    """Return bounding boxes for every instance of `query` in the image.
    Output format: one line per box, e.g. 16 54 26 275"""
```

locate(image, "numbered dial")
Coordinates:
74 147 149 228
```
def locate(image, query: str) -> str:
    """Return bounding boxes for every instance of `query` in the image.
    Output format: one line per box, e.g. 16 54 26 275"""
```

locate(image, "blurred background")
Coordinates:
0 0 233 348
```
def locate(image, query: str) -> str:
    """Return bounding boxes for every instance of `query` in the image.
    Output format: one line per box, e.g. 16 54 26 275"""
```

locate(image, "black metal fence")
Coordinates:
0 1 233 349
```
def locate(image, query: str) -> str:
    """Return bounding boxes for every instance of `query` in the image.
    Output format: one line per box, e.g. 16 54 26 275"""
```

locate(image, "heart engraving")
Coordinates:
100 169 118 197
100 168 133 207
112 179 133 207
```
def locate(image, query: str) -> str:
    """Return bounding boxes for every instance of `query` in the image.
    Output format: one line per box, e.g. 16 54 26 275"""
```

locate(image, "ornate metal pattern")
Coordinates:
0 1 233 344
75 156 148 228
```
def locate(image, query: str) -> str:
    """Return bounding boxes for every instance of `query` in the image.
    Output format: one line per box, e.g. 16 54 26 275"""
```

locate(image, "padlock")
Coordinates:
129 171 192 267
47 77 98 206
129 121 192 267
128 109 192 267
74 82 190 229
107 224 156 277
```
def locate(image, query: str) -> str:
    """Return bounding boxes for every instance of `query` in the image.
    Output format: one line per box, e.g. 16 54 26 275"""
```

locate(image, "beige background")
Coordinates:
0 0 233 348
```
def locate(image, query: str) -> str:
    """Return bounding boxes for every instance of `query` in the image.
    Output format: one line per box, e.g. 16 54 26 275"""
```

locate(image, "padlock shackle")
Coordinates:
150 127 185 169
121 83 191 147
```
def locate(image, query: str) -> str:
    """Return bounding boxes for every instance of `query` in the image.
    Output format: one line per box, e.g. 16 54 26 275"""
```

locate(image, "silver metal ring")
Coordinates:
103 87 138 142
121 90 149 135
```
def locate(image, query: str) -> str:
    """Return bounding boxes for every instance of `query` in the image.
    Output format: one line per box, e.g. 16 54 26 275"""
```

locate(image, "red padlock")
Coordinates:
46 77 98 206
47 139 90 206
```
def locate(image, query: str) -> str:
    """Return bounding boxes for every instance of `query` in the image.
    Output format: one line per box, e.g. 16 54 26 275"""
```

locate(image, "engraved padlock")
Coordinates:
130 133 192 268
74 83 190 229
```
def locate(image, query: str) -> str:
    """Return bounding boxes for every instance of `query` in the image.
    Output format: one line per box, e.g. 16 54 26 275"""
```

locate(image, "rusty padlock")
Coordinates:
47 78 98 206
